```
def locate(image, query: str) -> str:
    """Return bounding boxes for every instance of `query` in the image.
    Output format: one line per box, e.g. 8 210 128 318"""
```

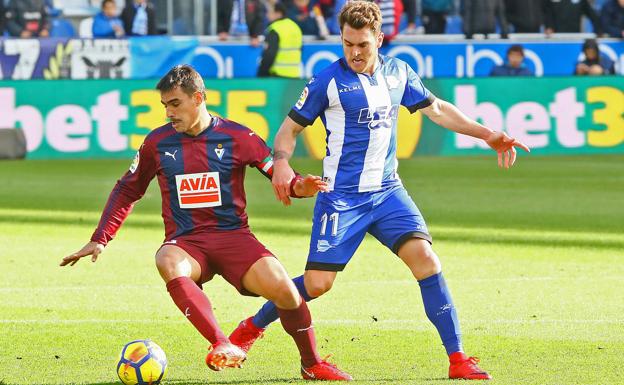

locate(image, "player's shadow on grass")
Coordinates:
87 379 299 385
87 379 452 385
434 232 624 251
0 212 313 237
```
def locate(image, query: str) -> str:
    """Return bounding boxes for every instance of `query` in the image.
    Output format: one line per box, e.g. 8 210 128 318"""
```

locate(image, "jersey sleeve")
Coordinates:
288 75 329 127
401 63 436 113
241 127 307 197
239 127 274 180
90 140 157 245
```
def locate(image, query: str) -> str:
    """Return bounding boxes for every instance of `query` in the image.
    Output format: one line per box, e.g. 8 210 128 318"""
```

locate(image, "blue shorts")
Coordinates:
306 185 431 271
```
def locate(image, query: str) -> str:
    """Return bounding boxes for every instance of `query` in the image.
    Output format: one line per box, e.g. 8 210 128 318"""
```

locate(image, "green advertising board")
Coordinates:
0 77 622 159
428 77 624 156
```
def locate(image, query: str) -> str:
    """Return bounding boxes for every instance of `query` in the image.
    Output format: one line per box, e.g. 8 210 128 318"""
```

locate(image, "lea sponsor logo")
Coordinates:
175 172 222 208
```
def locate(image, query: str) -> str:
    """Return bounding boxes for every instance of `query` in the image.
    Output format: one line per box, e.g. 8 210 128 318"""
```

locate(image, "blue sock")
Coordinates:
418 272 463 355
252 275 313 329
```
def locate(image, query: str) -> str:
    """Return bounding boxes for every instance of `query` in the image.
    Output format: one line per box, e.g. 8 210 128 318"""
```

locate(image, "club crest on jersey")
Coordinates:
358 104 400 129
215 143 225 160
385 75 400 89
129 150 140 173
175 172 222 209
295 87 309 109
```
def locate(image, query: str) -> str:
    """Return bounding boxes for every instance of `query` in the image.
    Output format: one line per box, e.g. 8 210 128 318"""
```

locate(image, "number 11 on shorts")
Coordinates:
319 212 339 236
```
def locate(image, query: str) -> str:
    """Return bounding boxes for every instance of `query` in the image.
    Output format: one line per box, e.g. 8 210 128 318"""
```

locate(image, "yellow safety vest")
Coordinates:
267 18 302 78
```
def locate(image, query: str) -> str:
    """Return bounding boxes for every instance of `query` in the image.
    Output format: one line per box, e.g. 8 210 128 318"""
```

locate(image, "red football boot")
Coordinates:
301 359 353 381
449 352 492 380
228 316 265 353
205 342 246 371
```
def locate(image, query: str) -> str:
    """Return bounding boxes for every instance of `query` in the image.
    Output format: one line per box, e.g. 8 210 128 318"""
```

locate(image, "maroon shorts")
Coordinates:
162 228 274 296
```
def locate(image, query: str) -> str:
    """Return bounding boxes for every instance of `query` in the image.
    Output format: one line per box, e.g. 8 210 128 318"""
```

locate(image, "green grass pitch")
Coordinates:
0 155 622 385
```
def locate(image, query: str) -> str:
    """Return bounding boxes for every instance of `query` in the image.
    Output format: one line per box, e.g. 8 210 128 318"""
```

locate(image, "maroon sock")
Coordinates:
277 299 321 367
166 277 227 345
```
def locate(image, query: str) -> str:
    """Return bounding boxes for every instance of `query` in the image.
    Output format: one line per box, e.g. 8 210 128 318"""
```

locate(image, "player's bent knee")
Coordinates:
154 251 194 283
306 279 333 298
270 280 301 309
416 250 442 279
400 240 442 280
416 259 442 280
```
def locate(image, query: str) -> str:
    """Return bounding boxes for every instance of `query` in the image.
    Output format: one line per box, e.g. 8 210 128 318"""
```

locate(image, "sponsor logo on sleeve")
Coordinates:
175 172 222 208
295 87 309 109
129 150 140 173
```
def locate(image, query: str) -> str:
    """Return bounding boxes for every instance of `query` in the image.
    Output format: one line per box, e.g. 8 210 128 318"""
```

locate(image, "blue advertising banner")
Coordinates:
129 36 260 78
129 37 624 79
376 41 624 78
0 38 130 80
1 37 622 80
0 38 69 80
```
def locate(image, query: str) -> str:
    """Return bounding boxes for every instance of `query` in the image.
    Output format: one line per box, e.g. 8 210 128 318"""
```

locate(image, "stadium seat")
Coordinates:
445 15 463 34
50 18 76 37
79 16 93 38
594 0 608 9
172 18 194 35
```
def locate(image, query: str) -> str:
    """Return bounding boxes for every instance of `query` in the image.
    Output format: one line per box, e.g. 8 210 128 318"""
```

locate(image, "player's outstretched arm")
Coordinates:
273 116 306 206
292 174 329 199
60 241 105 267
421 98 530 168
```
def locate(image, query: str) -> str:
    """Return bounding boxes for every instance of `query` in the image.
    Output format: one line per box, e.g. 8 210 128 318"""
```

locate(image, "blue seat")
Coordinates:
445 15 463 34
50 18 76 37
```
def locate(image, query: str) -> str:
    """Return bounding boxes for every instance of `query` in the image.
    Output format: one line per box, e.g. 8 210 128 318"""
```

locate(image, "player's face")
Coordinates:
160 87 202 134
341 24 383 75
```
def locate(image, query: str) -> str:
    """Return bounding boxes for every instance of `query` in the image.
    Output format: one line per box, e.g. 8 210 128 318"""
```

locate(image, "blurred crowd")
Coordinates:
0 0 157 38
0 0 623 40
219 0 624 42
0 0 620 77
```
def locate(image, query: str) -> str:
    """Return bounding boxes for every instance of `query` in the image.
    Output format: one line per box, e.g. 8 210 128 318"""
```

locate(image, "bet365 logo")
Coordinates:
358 104 400 129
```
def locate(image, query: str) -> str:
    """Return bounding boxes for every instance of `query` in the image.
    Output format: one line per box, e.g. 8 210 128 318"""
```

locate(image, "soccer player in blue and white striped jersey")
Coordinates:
230 1 529 380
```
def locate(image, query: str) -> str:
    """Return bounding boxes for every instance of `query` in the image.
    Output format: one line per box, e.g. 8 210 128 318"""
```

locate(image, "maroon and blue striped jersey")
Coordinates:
91 116 275 245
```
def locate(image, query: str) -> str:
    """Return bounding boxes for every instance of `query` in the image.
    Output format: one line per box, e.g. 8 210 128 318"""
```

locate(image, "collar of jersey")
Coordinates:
180 115 217 138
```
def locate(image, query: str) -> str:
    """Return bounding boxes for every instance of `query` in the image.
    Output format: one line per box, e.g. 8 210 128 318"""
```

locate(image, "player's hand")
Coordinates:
485 131 530 169
60 241 105 267
272 159 296 206
293 174 329 198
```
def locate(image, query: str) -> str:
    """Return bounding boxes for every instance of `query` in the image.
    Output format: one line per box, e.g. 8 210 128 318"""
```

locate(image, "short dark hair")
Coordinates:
582 38 599 52
274 2 287 16
507 44 524 56
101 0 115 8
156 65 205 98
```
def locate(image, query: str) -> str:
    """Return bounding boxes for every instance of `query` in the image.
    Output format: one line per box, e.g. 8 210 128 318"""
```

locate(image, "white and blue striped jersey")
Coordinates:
288 54 435 193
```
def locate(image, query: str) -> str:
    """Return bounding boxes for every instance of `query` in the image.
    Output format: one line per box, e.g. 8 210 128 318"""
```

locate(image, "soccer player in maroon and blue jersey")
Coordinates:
60 65 352 381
